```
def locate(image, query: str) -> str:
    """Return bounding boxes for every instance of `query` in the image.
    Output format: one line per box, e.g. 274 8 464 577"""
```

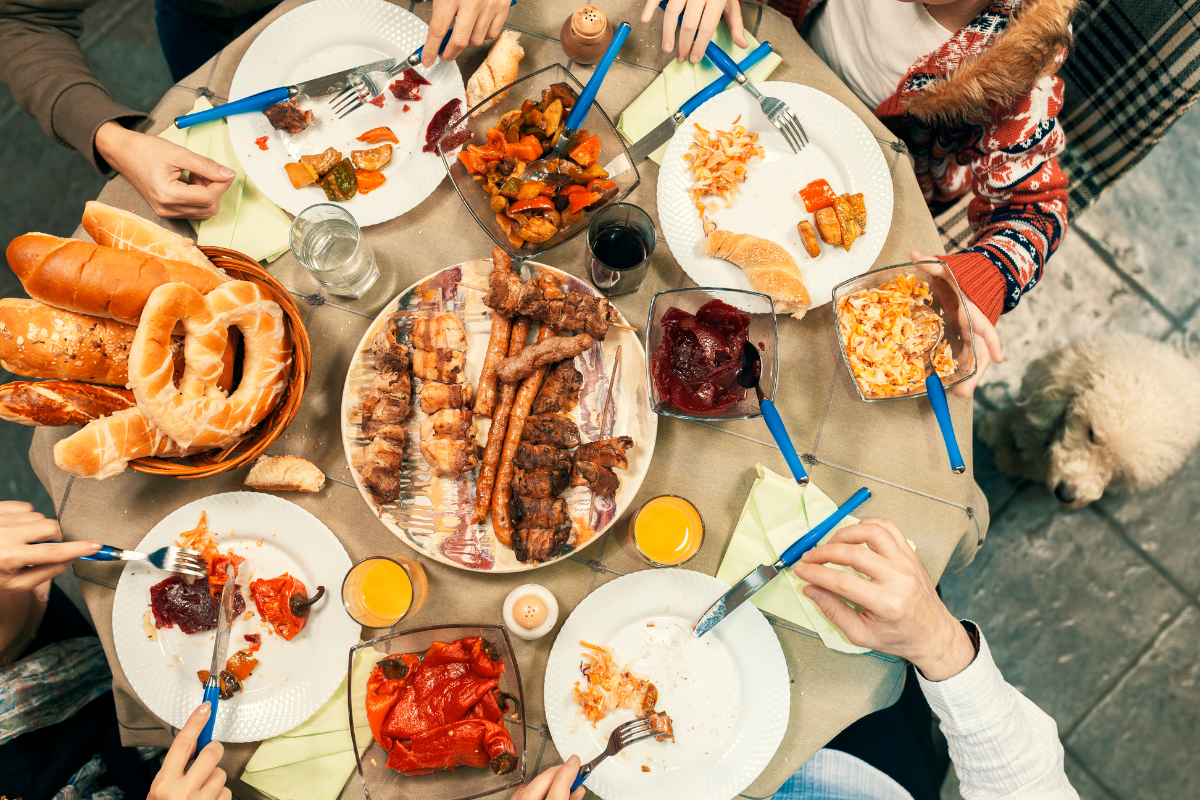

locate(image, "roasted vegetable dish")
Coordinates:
456 83 619 250
283 128 398 201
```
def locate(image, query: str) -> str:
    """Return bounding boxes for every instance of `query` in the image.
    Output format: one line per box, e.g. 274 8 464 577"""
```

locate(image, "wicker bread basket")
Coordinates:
128 246 311 479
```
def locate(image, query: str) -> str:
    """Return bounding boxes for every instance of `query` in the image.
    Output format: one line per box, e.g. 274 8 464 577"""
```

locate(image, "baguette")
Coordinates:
82 201 225 280
6 233 226 326
0 381 134 426
244 455 325 492
0 299 235 389
703 230 813 320
465 31 524 112
53 407 186 480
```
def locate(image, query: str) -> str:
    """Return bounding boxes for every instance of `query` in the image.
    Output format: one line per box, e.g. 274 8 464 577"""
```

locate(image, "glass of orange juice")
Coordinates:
628 495 704 567
341 555 429 628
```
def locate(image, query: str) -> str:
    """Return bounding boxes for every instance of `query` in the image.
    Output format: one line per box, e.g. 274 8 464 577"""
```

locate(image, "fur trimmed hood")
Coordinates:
900 0 1079 124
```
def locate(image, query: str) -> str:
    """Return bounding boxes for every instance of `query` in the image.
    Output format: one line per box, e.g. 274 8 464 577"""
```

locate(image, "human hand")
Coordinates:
642 0 748 63
909 250 1003 398
792 518 976 681
148 702 230 800
510 755 585 800
422 0 512 67
95 122 235 220
0 501 100 595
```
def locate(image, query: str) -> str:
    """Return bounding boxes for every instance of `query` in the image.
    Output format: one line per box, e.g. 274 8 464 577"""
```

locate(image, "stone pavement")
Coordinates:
0 3 1197 797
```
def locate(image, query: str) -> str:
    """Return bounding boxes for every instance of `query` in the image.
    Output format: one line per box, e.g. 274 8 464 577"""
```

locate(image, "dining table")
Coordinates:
26 0 985 797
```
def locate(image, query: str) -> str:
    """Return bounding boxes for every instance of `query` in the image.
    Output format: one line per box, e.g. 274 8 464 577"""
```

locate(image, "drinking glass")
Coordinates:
341 555 429 628
585 203 655 297
627 495 705 567
289 204 379 298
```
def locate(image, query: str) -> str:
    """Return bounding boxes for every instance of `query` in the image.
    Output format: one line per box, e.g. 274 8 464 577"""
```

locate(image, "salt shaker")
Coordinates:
561 5 614 65
502 584 559 640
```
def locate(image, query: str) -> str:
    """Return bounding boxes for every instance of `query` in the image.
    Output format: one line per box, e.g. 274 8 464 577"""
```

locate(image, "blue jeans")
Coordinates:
154 0 273 83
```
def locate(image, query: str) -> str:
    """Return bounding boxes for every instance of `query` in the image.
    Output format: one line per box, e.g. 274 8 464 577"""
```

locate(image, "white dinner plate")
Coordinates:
226 0 464 226
340 259 657 572
545 569 790 800
658 83 894 311
111 492 360 742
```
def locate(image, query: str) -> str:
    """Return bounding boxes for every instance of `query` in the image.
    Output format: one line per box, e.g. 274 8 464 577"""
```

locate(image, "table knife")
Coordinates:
196 564 237 752
175 57 398 128
693 487 872 638
604 41 773 177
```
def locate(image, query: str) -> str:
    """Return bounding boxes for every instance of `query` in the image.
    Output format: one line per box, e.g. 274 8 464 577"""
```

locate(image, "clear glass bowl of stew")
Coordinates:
347 624 526 800
645 287 780 421
436 63 640 261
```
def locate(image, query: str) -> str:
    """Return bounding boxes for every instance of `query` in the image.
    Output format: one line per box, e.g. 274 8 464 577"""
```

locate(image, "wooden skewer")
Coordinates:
600 344 621 437
457 282 486 292
456 283 637 332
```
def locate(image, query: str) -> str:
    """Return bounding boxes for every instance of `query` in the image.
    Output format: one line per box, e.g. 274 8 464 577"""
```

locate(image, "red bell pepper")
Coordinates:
560 184 587 196
366 653 420 751
505 134 543 161
356 126 399 145
458 150 487 175
354 169 386 195
249 573 310 640
569 134 601 167
516 181 548 200
509 197 554 214
567 191 601 214
384 719 517 775
799 179 837 213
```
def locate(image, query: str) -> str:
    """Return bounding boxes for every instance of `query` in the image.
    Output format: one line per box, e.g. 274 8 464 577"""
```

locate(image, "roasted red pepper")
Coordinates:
569 134 601 167
508 197 554 214
458 150 488 175
505 135 542 161
560 184 587 196
799 179 837 213
385 719 517 775
586 179 617 194
354 169 386 195
357 126 399 145
249 573 311 640
366 653 420 751
567 191 601 214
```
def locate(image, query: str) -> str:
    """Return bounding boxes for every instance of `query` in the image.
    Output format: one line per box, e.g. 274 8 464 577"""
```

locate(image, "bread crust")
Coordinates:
53 407 185 479
244 454 325 492
82 201 224 279
0 381 134 426
466 30 524 112
703 230 812 320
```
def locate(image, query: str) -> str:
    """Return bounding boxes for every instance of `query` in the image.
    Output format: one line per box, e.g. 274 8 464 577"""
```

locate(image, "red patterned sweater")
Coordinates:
767 0 1076 323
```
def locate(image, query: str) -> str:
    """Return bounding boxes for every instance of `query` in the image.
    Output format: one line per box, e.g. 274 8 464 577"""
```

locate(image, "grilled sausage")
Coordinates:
495 333 592 384
472 316 531 527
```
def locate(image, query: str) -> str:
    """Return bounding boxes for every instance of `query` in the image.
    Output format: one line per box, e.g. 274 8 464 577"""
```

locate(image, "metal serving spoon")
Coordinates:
737 341 809 486
902 304 965 473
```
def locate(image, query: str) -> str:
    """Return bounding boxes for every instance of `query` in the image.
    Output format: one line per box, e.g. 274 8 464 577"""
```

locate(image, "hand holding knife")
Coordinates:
196 563 237 752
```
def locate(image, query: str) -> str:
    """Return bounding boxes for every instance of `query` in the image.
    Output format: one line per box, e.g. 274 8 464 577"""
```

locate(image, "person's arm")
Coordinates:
0 501 100 594
511 755 584 800
148 702 231 800
793 518 1078 800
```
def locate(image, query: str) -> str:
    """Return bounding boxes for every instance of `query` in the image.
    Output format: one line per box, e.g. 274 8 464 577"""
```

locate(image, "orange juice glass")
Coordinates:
341 555 429 628
628 495 704 566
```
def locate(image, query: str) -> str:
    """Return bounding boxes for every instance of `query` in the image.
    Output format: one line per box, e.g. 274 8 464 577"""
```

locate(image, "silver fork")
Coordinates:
329 60 410 119
705 45 808 153
79 545 207 577
570 717 662 791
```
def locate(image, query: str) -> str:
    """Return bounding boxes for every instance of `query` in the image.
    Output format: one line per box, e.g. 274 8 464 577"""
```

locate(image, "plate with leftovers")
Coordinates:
340 256 656 572
226 0 465 226
656 83 893 316
111 492 360 741
544 569 789 800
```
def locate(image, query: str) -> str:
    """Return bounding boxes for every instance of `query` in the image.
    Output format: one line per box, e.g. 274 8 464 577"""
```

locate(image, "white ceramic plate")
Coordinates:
658 83 894 311
227 0 464 226
545 570 790 800
340 259 657 572
111 492 360 742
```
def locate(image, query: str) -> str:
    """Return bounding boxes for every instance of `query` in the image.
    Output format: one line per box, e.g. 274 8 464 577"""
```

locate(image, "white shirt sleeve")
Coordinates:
917 623 1079 800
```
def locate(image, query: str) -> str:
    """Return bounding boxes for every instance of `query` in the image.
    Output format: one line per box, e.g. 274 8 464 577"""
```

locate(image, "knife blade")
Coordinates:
175 57 397 128
196 564 237 751
693 487 872 638
604 41 772 177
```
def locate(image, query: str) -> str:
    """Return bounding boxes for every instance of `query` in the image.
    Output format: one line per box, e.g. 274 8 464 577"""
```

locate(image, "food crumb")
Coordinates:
371 758 377 766
255 136 269 151
142 609 157 640
641 765 650 772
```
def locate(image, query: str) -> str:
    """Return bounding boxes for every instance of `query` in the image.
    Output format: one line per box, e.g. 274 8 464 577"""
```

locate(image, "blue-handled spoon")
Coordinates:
902 305 965 473
737 341 809 486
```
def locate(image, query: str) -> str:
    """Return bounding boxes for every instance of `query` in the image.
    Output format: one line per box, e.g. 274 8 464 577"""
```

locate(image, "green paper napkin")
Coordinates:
616 22 782 165
159 98 292 263
241 648 384 800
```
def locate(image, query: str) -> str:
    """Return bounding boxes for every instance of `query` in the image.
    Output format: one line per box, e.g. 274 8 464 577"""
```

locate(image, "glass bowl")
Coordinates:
831 260 977 402
347 624 526 800
645 287 780 421
436 63 640 261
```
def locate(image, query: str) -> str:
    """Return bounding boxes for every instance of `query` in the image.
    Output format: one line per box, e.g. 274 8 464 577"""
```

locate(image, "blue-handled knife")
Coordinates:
196 563 237 753
175 57 397 129
692 487 872 638
603 40 772 176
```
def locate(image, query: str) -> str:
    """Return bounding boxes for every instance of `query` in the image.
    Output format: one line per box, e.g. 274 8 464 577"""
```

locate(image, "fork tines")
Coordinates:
615 717 658 747
164 547 207 578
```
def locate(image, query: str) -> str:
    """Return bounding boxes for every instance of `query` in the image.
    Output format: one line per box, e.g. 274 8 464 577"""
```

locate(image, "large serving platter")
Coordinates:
227 0 464 226
340 259 656 572
545 569 790 800
111 492 360 741
658 82 895 311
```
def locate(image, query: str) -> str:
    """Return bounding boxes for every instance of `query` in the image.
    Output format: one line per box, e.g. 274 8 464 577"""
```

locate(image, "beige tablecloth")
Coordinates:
29 1 987 797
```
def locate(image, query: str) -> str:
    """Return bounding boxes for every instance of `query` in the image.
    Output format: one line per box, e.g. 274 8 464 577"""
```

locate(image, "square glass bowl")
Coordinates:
645 287 780 421
831 261 977 402
437 63 640 261
347 624 526 800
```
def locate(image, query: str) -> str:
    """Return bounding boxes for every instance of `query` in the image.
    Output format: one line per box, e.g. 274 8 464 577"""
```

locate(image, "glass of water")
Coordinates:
289 204 379 298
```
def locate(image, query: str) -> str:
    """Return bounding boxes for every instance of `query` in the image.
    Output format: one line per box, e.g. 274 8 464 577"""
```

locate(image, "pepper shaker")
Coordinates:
561 5 614 65
502 584 559 640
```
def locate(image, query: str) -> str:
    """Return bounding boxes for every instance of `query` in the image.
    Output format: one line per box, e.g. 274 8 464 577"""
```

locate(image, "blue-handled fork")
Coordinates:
571 716 662 792
80 545 207 578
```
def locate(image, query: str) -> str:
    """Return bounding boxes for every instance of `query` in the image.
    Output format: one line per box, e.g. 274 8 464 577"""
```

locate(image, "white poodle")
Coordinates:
977 332 1200 509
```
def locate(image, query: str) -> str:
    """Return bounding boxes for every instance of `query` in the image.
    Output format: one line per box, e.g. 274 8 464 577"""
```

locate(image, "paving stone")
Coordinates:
1075 102 1200 318
971 400 1022 515
1063 751 1121 800
938 485 1186 729
1068 606 1200 800
981 229 1175 402
83 0 173 114
1095 444 1200 596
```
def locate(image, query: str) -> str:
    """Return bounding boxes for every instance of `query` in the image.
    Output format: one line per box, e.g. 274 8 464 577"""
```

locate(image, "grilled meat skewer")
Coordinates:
521 414 581 449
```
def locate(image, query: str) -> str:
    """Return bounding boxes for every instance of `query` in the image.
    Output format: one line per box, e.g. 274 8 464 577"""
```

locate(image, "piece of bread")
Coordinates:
466 31 524 112
5 233 226 326
0 381 135 426
82 201 226 280
703 230 813 320
244 454 325 492
53 407 186 480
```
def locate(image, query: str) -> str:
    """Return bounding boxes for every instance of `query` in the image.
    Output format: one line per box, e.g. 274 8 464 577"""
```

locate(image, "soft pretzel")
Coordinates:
129 281 291 449
53 407 186 479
